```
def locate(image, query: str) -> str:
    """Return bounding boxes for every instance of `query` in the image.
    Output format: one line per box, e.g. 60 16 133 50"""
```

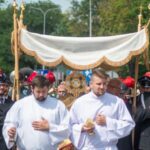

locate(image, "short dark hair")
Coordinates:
91 68 108 80
31 75 50 88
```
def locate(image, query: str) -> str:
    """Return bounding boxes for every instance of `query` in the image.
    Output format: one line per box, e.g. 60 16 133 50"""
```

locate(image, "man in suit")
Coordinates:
134 72 150 150
0 70 14 150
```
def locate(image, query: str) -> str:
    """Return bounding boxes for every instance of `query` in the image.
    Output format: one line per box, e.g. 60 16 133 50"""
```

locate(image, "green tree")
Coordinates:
24 1 62 35
0 0 67 74
66 0 114 36
68 0 149 35
0 5 14 74
0 0 67 73
0 0 5 3
20 1 64 70
67 0 150 76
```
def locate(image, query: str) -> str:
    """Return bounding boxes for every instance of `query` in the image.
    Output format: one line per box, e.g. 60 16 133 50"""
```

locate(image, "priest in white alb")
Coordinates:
3 75 70 150
69 68 135 150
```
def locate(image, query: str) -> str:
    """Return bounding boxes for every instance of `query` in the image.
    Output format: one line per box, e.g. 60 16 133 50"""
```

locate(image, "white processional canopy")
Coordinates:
19 28 148 70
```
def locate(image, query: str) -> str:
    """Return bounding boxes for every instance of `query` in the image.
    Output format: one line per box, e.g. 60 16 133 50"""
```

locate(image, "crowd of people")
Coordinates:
0 67 149 150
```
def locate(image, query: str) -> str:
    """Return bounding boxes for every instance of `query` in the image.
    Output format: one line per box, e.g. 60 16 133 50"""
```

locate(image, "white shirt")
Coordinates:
3 95 70 150
69 91 135 150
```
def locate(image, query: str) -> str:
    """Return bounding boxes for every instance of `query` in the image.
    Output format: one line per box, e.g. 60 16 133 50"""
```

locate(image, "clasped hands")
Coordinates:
8 118 49 140
32 118 50 131
82 114 106 134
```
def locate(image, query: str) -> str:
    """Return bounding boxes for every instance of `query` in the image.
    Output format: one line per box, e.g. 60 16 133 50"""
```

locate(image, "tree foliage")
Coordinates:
0 0 66 74
67 0 150 76
24 1 62 35
0 0 5 3
67 0 149 35
19 1 65 70
0 5 14 74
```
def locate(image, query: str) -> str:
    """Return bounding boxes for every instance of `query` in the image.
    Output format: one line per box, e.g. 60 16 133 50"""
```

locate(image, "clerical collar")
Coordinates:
32 94 48 103
90 91 105 99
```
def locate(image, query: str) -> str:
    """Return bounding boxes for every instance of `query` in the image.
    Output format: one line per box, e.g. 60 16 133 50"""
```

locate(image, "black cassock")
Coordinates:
0 97 14 150
134 92 150 150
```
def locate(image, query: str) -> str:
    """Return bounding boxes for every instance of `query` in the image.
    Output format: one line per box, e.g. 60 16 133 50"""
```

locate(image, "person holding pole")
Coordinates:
134 72 150 150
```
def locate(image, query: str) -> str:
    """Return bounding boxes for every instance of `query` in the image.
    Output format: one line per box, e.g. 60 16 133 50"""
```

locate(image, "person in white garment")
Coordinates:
69 68 135 150
3 75 70 150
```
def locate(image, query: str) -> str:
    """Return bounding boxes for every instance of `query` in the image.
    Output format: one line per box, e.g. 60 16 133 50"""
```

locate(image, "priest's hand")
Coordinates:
95 114 106 126
8 127 16 140
32 118 49 131
81 124 95 134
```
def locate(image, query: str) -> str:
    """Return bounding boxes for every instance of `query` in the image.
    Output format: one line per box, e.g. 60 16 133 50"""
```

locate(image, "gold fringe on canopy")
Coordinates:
18 27 149 70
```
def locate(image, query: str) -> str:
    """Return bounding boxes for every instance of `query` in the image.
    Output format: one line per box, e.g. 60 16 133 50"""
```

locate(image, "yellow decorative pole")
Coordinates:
19 0 25 28
132 7 143 148
13 0 20 100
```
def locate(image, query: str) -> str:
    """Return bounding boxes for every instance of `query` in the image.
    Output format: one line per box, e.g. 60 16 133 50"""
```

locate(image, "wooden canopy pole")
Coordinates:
133 6 143 112
13 0 20 100
143 48 150 71
132 7 143 149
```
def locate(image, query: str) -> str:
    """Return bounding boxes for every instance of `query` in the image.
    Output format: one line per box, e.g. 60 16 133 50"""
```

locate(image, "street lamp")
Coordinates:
29 6 59 69
29 6 59 35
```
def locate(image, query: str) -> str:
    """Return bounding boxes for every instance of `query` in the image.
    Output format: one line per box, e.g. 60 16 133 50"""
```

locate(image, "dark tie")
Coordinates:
0 97 4 104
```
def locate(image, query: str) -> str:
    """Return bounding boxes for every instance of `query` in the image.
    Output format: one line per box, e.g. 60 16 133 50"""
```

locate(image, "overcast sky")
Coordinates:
6 0 81 12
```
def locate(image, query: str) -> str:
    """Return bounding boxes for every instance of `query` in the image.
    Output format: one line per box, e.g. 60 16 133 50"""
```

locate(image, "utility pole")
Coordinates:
89 0 92 37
